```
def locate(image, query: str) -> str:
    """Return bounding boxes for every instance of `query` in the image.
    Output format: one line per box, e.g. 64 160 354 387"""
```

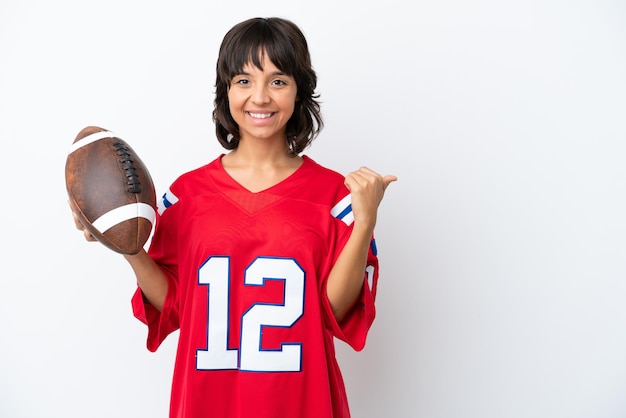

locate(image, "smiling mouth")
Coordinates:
247 112 274 119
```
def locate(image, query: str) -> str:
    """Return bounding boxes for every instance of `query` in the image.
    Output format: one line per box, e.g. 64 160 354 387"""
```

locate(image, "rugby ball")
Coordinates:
65 126 156 255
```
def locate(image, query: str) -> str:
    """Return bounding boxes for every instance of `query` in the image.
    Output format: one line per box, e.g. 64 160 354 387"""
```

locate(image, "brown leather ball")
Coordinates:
65 126 156 255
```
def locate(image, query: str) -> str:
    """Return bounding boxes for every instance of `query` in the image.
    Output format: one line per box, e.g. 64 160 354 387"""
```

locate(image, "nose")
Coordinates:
250 84 270 104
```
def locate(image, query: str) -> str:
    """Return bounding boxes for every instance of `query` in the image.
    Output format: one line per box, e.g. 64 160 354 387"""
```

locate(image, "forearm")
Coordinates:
326 223 374 322
124 249 169 312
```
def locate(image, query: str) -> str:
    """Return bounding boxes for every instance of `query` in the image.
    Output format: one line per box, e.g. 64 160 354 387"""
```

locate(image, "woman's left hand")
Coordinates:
344 167 397 229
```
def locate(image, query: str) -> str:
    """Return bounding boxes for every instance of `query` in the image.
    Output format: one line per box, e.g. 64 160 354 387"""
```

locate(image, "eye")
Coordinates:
271 79 288 86
231 74 249 86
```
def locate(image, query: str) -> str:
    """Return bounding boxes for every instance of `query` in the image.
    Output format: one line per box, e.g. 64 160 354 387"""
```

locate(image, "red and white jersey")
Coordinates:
132 155 379 418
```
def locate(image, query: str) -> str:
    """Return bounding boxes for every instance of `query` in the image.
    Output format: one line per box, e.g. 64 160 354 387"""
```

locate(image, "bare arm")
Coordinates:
123 250 168 311
325 167 397 322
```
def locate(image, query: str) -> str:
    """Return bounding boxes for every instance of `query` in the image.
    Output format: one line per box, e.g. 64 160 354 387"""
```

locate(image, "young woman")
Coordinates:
73 17 396 418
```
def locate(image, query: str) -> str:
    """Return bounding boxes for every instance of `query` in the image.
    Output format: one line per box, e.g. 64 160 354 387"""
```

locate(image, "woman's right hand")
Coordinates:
68 200 97 243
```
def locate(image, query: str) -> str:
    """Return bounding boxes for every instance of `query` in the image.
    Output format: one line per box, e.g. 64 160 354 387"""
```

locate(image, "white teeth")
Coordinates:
248 112 272 119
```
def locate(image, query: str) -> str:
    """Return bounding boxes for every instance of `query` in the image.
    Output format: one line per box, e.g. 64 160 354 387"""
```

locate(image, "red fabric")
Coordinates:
131 155 379 418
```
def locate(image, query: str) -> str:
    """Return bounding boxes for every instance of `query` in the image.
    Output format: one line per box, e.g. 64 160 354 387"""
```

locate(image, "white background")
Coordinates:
1 1 625 417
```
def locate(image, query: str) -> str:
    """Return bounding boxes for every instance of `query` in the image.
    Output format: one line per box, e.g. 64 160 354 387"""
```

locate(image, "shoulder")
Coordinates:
170 155 224 190
300 156 353 226
298 156 347 192
174 155 222 185
302 155 345 184
157 155 222 215
300 156 348 198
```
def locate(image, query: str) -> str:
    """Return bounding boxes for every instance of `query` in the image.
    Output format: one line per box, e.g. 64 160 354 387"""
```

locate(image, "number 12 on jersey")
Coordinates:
196 256 305 373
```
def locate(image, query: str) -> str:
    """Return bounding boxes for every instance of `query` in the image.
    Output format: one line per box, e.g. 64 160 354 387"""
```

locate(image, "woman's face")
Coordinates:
228 52 298 144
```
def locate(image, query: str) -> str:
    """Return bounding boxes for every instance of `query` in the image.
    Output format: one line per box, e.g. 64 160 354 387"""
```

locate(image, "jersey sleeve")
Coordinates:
322 233 378 352
131 187 182 352
321 187 380 352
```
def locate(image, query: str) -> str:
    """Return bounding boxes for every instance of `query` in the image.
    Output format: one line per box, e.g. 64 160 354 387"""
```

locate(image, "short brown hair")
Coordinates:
212 17 323 156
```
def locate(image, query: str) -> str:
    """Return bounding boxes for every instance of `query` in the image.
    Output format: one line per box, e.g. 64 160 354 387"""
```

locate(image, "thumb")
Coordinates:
382 175 398 191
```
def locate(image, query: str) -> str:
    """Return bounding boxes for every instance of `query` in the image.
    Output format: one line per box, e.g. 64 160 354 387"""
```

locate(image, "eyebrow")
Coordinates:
234 70 289 78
